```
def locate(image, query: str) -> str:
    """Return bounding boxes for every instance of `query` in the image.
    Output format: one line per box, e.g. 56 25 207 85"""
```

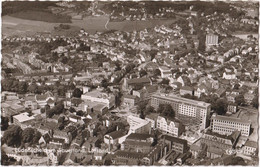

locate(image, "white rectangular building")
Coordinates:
211 114 251 137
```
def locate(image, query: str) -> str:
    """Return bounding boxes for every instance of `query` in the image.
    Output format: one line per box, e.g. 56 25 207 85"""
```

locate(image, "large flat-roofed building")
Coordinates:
151 94 211 129
81 89 115 109
211 114 251 137
127 115 151 134
13 112 35 127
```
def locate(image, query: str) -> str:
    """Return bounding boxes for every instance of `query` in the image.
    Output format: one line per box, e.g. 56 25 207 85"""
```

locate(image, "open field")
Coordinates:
3 15 179 36
10 11 71 23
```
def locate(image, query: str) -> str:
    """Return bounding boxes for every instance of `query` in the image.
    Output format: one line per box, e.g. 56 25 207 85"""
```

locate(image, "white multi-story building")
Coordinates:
211 114 251 137
243 140 258 155
156 116 185 137
159 66 172 78
81 89 115 109
127 115 151 134
205 34 218 46
151 94 211 130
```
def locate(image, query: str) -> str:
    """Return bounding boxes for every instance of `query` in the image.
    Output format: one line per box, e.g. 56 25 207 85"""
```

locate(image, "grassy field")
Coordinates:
10 11 71 23
3 15 179 36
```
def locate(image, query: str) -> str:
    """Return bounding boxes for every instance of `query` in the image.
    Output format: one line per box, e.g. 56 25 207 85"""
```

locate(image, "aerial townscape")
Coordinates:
1 1 259 166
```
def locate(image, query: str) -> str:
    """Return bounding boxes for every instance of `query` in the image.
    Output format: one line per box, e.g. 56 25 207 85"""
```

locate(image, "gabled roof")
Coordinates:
126 133 153 141
180 86 193 91
244 140 258 148
127 77 151 85
106 131 125 139
162 134 187 146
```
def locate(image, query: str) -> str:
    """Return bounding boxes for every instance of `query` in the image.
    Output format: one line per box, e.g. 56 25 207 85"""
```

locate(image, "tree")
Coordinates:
76 110 84 116
22 128 35 144
58 116 65 123
160 78 169 85
153 69 161 78
137 101 148 114
235 95 245 106
101 79 109 88
69 107 76 113
1 116 9 131
139 69 147 77
233 83 240 90
1 150 9 165
28 84 38 93
72 88 83 98
2 125 23 147
145 106 155 114
18 82 28 94
157 104 175 118
212 99 228 115
251 96 258 109
32 131 41 144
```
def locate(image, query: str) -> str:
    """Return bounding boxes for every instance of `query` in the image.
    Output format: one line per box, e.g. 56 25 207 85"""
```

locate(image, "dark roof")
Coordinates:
162 135 188 146
115 151 145 159
244 140 258 148
180 86 193 91
106 131 125 139
205 130 240 144
127 77 151 85
51 137 65 143
126 133 154 141
144 85 158 93
207 146 224 155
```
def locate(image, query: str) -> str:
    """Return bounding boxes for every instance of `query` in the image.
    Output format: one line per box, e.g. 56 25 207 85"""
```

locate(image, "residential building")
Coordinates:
157 116 185 137
123 94 139 107
141 141 168 165
201 130 240 150
113 151 145 165
207 146 224 159
121 133 154 153
162 134 188 154
35 91 55 108
145 113 159 129
211 114 251 136
151 94 211 129
194 84 209 97
104 131 125 147
125 77 152 90
180 86 194 96
159 66 172 78
243 140 258 156
206 34 218 46
53 130 70 144
227 104 238 114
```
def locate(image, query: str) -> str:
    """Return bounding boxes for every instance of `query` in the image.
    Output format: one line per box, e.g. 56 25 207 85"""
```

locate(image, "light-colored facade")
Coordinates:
206 34 218 46
211 114 251 137
127 115 151 134
151 94 211 129
243 140 258 155
156 116 185 137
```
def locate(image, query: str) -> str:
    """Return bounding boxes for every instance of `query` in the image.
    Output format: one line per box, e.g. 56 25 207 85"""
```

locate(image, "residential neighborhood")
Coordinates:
1 1 259 166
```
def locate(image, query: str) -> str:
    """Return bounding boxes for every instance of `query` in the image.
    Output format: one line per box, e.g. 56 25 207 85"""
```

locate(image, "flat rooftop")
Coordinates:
213 115 251 125
152 93 211 108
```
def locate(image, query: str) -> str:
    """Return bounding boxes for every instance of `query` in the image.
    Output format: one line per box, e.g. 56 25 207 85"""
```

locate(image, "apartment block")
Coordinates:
151 94 211 129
